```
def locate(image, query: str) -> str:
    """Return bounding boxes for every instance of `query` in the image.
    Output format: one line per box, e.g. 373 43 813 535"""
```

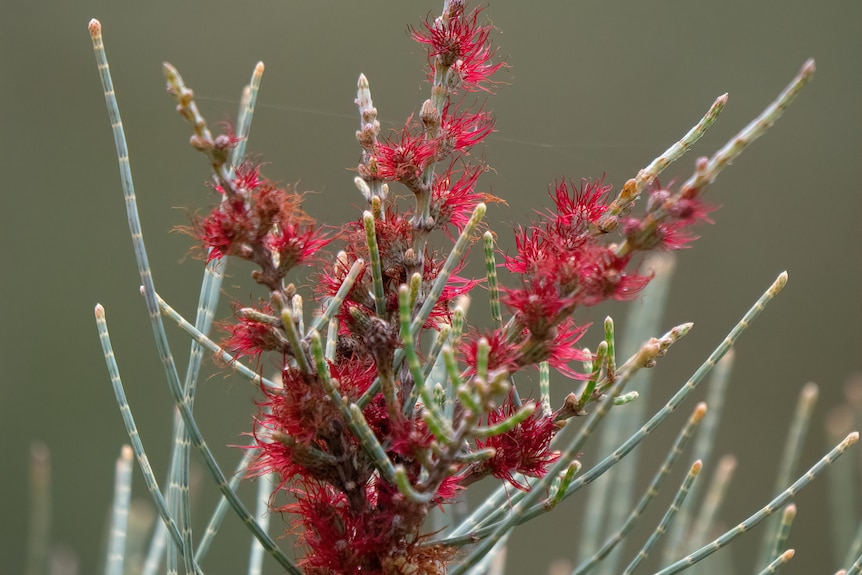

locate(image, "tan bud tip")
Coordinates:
716 93 729 105
94 303 105 318
782 549 795 560
802 58 816 75
718 454 737 473
691 459 703 473
88 18 101 38
254 61 265 76
801 381 819 403
846 431 859 445
693 402 708 421
120 444 133 461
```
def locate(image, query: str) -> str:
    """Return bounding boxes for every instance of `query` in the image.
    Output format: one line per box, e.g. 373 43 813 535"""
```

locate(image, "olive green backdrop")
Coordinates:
1 1 859 574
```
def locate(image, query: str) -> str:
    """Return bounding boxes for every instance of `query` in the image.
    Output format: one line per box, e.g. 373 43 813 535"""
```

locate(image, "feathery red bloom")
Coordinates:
412 1 504 92
502 277 573 337
430 162 492 236
266 221 331 273
503 225 549 275
460 328 521 376
221 303 286 362
566 243 651 304
438 105 494 155
620 182 716 251
542 318 591 379
549 177 612 234
372 121 438 189
623 218 699 251
267 368 339 444
286 478 454 574
421 257 483 327
476 397 560 491
194 163 329 277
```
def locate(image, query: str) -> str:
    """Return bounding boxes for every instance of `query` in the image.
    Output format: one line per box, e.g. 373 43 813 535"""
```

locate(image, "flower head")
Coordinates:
412 1 505 92
476 397 560 490
371 120 438 191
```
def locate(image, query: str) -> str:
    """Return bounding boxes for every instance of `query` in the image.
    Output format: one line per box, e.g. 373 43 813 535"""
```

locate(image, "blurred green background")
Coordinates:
2 1 860 573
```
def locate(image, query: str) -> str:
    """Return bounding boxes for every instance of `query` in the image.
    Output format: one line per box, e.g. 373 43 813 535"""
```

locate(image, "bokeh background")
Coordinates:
2 1 860 574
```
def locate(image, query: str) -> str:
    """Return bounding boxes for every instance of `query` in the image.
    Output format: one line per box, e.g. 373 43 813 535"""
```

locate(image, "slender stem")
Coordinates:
756 382 819 569
757 550 795 575
622 460 702 575
483 231 502 326
679 60 815 198
25 442 51 575
768 504 797 567
539 362 551 417
281 307 311 375
363 211 387 317
195 445 258 562
106 446 133 575
688 454 737 550
655 432 858 575
232 62 264 165
411 203 485 336
574 403 707 575
156 293 276 389
309 257 365 335
399 285 452 441
94 304 200 573
664 349 735 563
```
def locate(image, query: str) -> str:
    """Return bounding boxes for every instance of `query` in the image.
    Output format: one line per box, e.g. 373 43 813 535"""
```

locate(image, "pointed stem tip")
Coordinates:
88 18 101 38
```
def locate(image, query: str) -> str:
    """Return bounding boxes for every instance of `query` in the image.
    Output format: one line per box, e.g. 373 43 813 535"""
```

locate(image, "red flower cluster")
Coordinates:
184 3 716 572
193 162 330 291
476 395 561 491
483 177 711 380
411 0 505 93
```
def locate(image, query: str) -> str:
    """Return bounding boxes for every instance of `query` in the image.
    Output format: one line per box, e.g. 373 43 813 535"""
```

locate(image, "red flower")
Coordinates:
476 397 560 491
503 225 551 275
264 367 339 445
549 177 612 234
502 277 573 337
621 182 716 251
373 121 438 190
285 478 453 574
194 163 329 277
623 218 699 251
421 257 483 327
222 302 286 363
430 162 492 236
542 317 591 379
460 328 521 376
266 221 331 273
412 1 505 93
438 104 495 155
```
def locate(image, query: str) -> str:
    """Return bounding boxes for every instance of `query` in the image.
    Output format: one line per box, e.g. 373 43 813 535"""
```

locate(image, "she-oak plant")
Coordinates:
86 2 859 574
